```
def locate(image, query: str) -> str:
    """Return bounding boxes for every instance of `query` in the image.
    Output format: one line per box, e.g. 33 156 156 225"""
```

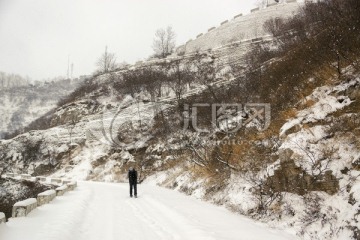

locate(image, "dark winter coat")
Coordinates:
128 169 137 184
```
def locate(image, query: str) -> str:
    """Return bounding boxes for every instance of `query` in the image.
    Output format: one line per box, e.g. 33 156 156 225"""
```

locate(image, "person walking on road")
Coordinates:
128 167 138 198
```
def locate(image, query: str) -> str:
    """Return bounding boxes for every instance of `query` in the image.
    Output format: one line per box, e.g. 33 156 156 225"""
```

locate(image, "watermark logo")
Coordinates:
183 103 271 133
85 102 271 147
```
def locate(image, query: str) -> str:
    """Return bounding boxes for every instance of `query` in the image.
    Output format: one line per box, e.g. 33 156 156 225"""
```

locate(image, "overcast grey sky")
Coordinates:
0 0 257 80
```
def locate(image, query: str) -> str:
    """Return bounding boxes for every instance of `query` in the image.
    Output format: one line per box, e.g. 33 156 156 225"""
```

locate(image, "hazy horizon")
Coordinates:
0 0 258 81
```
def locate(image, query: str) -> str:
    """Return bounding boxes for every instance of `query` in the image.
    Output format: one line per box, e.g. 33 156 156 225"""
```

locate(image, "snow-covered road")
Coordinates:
0 181 297 240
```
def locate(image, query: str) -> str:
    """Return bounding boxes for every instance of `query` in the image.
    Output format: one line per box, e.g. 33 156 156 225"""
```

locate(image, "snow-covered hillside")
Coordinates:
1 0 360 239
145 70 360 240
0 79 82 138
1 64 359 239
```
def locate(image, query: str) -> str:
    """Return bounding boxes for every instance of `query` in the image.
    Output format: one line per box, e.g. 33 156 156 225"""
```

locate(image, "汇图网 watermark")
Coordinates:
85 102 271 147
182 103 271 133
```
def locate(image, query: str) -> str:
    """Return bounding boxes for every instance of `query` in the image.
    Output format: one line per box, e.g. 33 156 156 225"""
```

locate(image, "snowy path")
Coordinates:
0 182 297 240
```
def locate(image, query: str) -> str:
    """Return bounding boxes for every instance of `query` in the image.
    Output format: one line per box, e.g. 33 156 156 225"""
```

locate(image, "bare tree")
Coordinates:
190 52 220 101
152 26 176 58
140 67 166 101
96 46 117 73
263 17 284 37
167 59 191 103
66 112 80 163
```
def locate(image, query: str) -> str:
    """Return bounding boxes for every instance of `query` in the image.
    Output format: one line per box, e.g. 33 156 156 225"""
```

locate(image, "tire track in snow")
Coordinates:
126 198 175 240
136 195 217 240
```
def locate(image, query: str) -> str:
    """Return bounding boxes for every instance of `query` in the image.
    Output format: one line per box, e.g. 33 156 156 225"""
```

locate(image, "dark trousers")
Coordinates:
129 182 137 196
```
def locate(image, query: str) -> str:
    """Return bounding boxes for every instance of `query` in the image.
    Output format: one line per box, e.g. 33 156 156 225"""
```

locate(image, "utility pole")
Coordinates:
71 63 74 80
104 46 108 73
67 54 70 79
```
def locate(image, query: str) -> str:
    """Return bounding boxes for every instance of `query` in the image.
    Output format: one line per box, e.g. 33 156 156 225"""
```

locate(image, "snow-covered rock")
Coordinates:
0 212 5 223
12 198 37 217
55 185 68 196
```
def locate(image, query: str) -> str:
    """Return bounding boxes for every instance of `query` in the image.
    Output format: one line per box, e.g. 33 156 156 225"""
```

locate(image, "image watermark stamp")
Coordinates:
183 103 271 133
86 102 271 147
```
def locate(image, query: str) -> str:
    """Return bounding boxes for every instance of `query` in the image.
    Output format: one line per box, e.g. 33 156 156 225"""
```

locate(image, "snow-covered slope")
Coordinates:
0 79 81 138
144 70 360 239
1 1 359 239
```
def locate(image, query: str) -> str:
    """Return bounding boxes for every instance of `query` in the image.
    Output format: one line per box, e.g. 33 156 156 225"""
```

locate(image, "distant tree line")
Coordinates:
0 72 30 89
112 51 222 104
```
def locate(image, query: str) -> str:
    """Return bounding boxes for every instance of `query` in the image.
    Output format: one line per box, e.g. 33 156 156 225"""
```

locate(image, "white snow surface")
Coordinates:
0 181 297 240
280 78 358 136
38 190 56 196
55 185 68 191
13 198 37 207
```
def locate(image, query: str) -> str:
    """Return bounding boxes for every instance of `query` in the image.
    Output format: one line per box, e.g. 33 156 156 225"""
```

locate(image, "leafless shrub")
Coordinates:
263 17 285 37
167 59 192 103
96 46 117 73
